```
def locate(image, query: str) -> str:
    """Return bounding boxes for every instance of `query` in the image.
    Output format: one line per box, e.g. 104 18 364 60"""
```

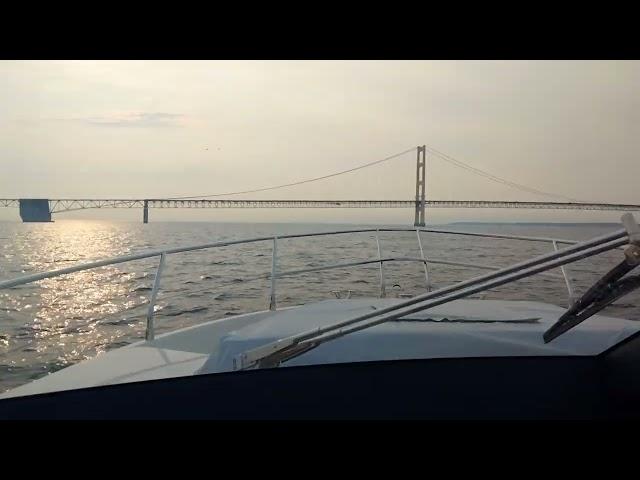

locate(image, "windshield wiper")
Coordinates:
544 214 640 343
543 257 640 343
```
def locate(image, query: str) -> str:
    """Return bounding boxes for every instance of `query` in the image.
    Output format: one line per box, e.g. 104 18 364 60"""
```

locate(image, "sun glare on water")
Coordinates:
1 220 155 389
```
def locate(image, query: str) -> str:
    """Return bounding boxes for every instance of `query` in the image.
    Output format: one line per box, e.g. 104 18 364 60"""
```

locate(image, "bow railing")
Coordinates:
0 227 589 341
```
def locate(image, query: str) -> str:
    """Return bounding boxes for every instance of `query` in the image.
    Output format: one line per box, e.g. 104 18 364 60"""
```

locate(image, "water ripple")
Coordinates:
0 220 637 393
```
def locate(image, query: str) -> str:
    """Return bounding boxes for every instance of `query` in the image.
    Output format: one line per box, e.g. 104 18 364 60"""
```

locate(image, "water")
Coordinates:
1 220 638 393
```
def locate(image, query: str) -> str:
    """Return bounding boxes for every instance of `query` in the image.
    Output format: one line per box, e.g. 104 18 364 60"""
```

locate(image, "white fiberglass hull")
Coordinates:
2 298 638 400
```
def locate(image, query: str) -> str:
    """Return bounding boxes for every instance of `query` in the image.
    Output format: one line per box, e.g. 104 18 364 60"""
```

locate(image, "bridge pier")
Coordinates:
143 200 149 224
414 145 426 227
19 199 52 222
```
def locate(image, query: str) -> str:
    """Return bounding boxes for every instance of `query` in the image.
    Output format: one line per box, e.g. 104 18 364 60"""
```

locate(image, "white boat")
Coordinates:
1 215 640 419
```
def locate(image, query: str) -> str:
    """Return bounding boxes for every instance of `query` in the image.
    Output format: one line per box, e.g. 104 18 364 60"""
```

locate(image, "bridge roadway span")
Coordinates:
2 199 639 224
1 198 639 212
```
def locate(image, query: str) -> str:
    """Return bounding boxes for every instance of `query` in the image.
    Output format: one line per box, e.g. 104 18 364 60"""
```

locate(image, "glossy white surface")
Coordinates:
2 299 638 400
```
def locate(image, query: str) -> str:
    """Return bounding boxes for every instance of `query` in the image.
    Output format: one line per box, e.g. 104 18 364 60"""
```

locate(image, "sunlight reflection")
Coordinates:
0 221 153 389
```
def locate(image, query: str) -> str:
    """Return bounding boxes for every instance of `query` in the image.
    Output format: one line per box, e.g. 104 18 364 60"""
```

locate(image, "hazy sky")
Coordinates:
1 60 638 224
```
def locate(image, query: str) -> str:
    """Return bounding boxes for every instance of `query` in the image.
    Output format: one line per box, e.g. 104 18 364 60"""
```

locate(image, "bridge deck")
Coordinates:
1 199 639 213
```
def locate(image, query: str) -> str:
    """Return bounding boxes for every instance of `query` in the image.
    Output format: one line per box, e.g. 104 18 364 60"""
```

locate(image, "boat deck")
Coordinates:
3 298 638 400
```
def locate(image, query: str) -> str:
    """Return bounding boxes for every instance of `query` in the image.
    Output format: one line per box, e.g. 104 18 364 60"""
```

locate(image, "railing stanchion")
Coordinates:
1 227 621 291
553 240 576 306
416 229 431 291
375 230 386 298
269 237 278 311
145 253 166 341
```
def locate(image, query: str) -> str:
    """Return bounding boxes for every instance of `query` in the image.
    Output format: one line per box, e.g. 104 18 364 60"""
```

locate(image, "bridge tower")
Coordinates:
414 145 426 227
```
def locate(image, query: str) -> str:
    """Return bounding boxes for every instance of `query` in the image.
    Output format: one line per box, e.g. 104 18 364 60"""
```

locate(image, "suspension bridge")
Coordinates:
2 145 638 225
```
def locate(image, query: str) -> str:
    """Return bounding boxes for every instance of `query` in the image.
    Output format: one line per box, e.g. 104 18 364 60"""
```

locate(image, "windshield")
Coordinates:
1 60 639 394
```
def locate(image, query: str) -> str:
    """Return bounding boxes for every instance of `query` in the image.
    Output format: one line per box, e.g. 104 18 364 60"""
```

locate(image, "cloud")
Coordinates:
56 112 185 128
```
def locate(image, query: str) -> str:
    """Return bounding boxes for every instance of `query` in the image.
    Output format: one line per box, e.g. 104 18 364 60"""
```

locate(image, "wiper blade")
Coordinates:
544 221 640 344
543 260 640 343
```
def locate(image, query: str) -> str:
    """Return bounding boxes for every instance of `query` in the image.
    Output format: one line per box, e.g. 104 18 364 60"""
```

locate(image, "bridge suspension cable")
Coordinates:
165 147 417 200
423 144 586 203
166 143 586 204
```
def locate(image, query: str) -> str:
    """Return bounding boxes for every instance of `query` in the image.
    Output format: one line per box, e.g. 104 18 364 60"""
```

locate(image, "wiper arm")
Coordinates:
543 253 640 343
544 214 640 343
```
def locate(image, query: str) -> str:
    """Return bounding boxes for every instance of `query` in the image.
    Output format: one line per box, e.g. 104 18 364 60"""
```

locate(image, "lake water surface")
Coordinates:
1 220 637 392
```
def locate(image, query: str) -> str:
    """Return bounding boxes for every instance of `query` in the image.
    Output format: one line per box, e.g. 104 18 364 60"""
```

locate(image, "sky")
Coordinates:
0 60 638 224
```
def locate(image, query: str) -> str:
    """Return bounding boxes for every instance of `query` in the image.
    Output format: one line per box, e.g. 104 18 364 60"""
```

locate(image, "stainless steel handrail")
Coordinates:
0 228 584 290
416 230 431 291
0 227 606 341
236 231 631 369
145 253 166 340
553 240 576 306
269 237 278 311
266 257 563 280
375 230 386 298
